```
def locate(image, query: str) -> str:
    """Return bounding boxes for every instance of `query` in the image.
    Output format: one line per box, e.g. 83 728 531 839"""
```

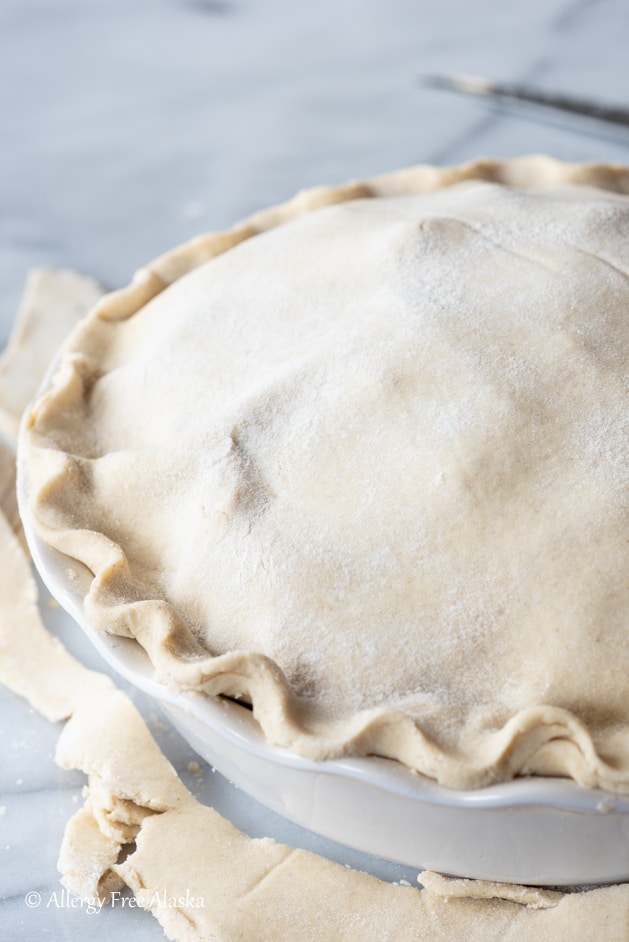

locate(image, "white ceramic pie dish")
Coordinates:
17 473 629 887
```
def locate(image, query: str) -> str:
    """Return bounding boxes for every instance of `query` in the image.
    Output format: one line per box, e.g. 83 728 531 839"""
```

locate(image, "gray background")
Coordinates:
1 0 629 939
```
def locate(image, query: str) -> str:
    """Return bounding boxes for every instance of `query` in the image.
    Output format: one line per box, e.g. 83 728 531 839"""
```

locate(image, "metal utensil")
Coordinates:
422 73 629 129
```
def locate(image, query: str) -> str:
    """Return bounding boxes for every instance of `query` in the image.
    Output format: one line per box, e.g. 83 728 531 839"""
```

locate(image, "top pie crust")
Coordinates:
20 156 629 790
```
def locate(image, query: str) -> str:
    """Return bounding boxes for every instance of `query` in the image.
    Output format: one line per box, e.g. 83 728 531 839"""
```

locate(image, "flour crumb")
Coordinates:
596 797 617 814
149 713 167 733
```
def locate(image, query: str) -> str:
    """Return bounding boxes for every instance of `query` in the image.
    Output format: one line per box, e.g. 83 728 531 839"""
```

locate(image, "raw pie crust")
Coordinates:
20 156 629 791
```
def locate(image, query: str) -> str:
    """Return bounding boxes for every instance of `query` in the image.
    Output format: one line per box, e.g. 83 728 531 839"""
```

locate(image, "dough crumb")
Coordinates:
419 870 563 909
149 713 167 733
596 797 617 814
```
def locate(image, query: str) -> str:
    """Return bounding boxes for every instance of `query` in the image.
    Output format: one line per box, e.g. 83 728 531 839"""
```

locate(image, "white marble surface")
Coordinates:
1 1 629 939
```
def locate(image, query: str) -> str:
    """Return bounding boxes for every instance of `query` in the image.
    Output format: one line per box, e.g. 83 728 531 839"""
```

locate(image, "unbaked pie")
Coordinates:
20 156 629 791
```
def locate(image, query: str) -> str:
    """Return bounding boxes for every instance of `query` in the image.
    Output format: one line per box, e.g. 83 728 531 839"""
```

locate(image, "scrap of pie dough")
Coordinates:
56 688 190 814
418 869 563 909
56 687 629 942
57 799 125 900
121 813 629 942
0 507 113 720
0 267 103 443
21 157 629 792
0 437 20 534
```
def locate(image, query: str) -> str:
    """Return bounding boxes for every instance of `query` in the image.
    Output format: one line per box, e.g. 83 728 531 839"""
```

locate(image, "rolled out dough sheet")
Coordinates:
0 506 113 721
0 437 19 533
